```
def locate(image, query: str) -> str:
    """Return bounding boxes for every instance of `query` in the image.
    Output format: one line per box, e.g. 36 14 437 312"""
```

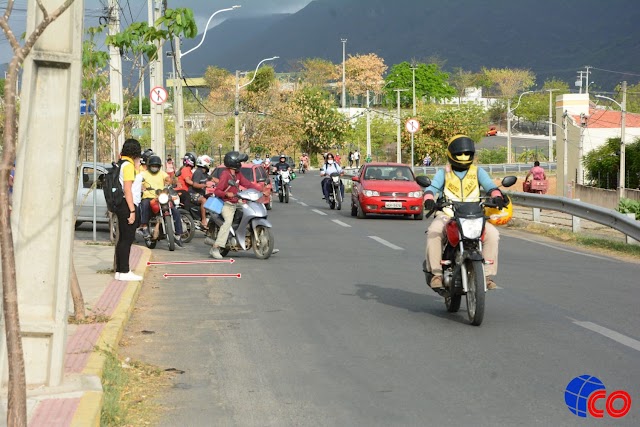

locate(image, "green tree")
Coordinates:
345 115 395 158
517 79 570 123
583 137 640 189
615 81 640 114
449 68 478 105
204 65 231 91
299 58 336 88
385 62 456 106
482 67 536 100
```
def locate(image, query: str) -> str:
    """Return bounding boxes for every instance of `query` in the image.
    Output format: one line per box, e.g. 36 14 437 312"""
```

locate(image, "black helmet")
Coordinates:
279 155 286 162
447 135 475 171
183 152 196 167
147 155 162 174
223 151 249 170
141 148 154 165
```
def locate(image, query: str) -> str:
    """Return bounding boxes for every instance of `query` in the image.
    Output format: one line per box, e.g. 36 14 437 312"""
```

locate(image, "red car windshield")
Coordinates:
364 166 413 181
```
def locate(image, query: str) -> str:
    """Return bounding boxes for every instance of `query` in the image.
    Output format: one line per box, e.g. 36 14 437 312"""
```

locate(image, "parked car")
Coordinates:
350 162 424 220
211 162 272 209
75 162 110 227
486 126 498 136
269 155 295 174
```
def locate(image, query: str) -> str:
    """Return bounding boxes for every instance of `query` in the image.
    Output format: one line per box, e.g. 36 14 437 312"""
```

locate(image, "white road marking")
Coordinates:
571 319 640 353
514 238 612 261
332 219 351 228
290 197 297 201
311 209 327 216
368 236 404 250
298 202 308 207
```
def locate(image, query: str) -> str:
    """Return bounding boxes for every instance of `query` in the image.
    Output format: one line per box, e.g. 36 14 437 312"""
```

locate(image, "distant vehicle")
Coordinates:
350 162 424 220
211 162 272 210
486 127 498 136
75 162 110 227
269 155 295 174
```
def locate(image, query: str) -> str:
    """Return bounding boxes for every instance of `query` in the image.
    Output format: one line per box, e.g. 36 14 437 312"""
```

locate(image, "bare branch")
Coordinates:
0 19 21 53
3 0 14 21
36 0 48 20
22 0 75 60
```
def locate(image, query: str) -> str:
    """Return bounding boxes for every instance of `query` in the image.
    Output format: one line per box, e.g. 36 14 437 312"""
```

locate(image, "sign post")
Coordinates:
405 118 420 172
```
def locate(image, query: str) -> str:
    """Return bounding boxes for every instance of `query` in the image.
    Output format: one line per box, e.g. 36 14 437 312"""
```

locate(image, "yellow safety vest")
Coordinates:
442 165 480 217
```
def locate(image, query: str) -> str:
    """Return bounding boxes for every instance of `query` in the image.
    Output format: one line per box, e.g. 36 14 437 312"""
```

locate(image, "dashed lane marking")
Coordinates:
311 209 327 216
368 236 403 250
570 319 640 353
332 219 351 228
298 202 308 207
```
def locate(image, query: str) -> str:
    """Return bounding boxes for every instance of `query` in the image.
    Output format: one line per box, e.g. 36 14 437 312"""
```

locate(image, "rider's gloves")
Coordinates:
423 193 436 211
492 196 506 210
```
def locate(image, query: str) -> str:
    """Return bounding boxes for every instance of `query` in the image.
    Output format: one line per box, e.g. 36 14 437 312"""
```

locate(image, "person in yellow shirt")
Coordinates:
115 139 143 281
139 155 184 246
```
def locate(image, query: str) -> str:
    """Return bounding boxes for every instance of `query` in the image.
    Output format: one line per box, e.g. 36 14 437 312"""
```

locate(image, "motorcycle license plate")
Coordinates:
385 202 402 209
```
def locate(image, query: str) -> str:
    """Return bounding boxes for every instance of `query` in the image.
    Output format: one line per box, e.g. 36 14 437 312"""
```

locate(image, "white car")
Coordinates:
74 162 110 227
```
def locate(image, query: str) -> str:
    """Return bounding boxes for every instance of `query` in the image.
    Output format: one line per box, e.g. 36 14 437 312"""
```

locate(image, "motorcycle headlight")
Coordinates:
459 218 483 239
364 190 380 197
409 191 423 198
158 193 170 204
332 176 340 183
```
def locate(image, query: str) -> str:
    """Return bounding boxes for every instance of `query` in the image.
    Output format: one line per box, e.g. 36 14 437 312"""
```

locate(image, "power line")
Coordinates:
590 66 640 78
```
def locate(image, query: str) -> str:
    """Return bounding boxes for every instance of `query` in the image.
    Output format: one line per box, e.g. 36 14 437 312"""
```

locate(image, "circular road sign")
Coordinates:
405 118 420 134
150 86 168 105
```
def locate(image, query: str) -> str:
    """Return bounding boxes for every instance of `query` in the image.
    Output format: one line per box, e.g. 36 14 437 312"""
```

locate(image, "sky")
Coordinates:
0 0 313 65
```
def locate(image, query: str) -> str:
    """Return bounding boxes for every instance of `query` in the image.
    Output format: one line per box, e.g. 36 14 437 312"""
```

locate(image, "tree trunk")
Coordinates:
69 261 85 321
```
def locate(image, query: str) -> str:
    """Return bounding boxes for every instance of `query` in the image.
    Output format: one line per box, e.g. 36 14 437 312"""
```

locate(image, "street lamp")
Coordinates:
507 90 535 163
596 90 627 198
545 89 559 162
235 56 279 151
394 88 408 163
366 80 393 158
341 38 347 110
172 5 240 158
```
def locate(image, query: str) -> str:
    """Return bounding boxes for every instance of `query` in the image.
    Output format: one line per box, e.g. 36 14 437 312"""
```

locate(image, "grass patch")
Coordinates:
97 268 114 274
100 348 174 426
86 241 114 246
68 313 111 324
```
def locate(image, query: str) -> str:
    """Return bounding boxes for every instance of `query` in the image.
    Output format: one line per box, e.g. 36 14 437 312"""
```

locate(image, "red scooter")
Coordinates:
523 179 548 194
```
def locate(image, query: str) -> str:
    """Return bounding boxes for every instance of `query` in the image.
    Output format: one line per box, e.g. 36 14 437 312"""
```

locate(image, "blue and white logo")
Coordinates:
565 375 606 417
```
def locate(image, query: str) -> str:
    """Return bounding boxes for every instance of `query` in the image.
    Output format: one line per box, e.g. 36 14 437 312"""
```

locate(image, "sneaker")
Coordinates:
209 246 223 259
118 271 143 281
430 275 443 289
114 272 121 280
175 236 184 248
486 277 498 290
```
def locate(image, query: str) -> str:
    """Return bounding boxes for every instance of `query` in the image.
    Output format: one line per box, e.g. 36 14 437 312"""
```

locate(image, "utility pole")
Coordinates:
578 113 587 184
585 66 592 95
108 0 124 158
562 110 568 197
341 38 347 110
620 80 627 198
576 70 585 94
148 0 155 147
395 88 408 163
507 98 512 163
173 36 186 158
138 56 144 129
150 0 165 160
366 90 371 157
411 62 417 116
546 89 558 162
234 70 241 151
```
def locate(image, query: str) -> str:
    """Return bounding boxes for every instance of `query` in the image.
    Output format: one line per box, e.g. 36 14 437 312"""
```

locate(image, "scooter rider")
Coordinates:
272 155 292 194
209 151 264 259
189 155 212 230
422 135 506 290
320 152 344 202
139 155 184 246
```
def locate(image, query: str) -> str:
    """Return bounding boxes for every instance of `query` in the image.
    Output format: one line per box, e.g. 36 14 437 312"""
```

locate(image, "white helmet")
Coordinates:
196 155 212 169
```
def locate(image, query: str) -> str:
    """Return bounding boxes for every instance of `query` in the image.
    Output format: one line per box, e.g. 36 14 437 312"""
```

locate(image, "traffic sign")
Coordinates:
80 99 93 115
150 86 168 105
405 118 420 134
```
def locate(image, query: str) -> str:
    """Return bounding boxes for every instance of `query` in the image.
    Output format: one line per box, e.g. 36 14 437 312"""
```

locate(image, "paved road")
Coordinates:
118 173 640 426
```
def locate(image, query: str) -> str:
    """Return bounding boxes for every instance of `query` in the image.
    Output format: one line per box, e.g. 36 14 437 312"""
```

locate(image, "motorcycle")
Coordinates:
299 159 306 174
176 182 215 243
417 175 517 326
327 172 343 210
276 170 292 203
523 179 548 194
143 186 191 251
204 188 275 259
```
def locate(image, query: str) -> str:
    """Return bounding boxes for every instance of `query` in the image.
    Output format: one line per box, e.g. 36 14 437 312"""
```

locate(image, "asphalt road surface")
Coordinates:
115 173 639 427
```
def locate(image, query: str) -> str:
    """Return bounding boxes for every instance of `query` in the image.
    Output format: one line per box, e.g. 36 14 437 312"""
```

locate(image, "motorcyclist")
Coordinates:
422 135 506 290
174 152 196 207
320 152 344 202
300 153 309 171
525 160 547 182
252 153 263 165
209 151 265 259
272 155 292 194
189 155 212 230
139 155 184 247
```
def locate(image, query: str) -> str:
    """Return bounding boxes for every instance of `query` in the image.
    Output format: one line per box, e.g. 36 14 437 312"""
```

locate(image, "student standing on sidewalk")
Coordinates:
115 138 143 281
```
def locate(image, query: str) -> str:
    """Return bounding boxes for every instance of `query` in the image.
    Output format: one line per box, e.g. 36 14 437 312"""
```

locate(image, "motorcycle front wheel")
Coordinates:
465 260 486 326
285 185 290 203
278 188 284 203
165 216 176 251
252 225 274 259
336 192 342 210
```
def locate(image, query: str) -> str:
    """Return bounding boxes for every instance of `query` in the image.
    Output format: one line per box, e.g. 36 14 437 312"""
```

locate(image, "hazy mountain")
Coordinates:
180 0 640 89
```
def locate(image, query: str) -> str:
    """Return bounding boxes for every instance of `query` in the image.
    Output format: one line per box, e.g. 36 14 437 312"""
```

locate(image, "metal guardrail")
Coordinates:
413 162 557 176
508 192 640 241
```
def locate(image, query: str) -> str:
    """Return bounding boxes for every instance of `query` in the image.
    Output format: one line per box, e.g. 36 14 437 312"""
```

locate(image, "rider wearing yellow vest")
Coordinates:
422 135 506 290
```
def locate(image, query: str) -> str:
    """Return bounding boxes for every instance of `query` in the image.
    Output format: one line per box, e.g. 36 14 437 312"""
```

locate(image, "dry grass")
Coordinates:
67 313 111 324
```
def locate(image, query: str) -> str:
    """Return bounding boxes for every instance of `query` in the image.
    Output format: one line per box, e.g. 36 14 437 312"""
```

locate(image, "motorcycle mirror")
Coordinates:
501 176 517 188
416 175 431 187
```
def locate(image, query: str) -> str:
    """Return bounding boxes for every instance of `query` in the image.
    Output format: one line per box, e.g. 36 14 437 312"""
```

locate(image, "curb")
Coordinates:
70 245 152 427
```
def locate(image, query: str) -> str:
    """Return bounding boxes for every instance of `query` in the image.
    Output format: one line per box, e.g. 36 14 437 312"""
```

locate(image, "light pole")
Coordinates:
394 88 408 163
341 38 347 110
596 82 627 198
546 89 559 162
218 143 222 165
173 6 240 157
410 61 417 116
507 90 534 163
235 56 279 151
366 81 393 158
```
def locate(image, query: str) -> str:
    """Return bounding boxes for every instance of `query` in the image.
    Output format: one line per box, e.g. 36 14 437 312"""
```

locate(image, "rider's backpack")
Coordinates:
103 159 128 213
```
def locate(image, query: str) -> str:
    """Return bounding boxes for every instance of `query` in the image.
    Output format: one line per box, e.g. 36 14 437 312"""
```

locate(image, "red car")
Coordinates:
211 163 273 210
486 126 498 136
350 162 424 220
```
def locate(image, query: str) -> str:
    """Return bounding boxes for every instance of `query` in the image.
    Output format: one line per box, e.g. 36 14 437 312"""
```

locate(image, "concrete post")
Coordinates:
108 0 125 158
532 207 541 223
572 199 581 233
366 90 371 156
625 213 638 245
150 0 165 161
147 0 156 150
234 70 240 152
2 0 85 387
174 36 186 158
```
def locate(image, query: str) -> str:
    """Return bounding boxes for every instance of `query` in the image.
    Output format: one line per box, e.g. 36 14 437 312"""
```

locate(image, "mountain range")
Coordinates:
180 0 640 90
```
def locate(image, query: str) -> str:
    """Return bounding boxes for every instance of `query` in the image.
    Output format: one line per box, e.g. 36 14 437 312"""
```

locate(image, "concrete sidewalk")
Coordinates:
20 241 151 427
